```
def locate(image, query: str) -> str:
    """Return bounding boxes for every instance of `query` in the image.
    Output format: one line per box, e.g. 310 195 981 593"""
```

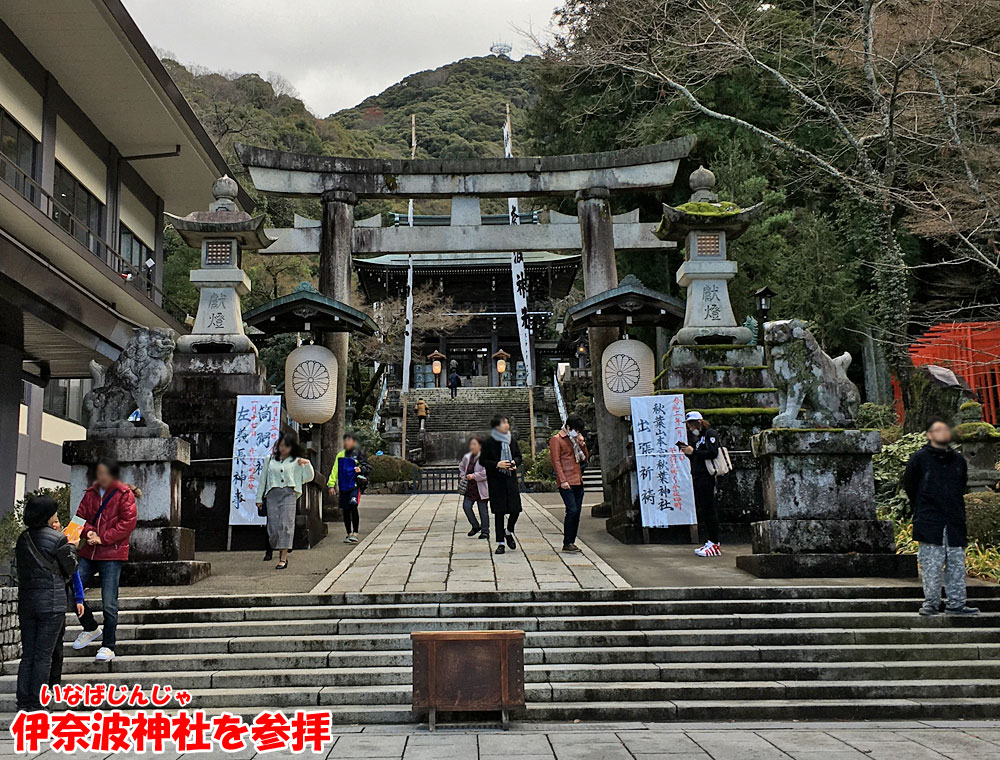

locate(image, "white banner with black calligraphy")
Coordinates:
630 395 697 528
504 119 533 385
229 395 283 527
401 198 415 394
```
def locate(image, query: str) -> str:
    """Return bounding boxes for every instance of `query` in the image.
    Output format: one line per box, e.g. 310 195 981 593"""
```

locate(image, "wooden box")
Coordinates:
411 630 525 730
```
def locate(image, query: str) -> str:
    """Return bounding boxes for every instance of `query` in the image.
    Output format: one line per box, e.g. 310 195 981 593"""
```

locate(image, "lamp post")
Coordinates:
576 341 588 370
754 286 777 347
492 348 510 387
427 350 445 388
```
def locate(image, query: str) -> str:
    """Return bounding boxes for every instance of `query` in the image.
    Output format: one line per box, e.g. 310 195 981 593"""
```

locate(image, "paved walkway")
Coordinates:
312 494 629 593
9 723 1000 759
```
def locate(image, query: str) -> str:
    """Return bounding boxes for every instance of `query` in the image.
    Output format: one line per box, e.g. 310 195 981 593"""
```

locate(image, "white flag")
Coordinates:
504 107 533 386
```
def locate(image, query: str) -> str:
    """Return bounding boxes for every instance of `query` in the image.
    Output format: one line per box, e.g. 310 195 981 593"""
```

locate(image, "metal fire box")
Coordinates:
411 630 525 730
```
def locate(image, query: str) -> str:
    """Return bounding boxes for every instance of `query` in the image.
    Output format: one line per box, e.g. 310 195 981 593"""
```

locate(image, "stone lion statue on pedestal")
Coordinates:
765 319 860 428
84 327 176 437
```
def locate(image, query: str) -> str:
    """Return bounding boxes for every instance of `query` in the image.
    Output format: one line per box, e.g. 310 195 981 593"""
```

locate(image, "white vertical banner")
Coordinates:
629 394 697 528
230 394 283 527
401 115 417 393
504 107 534 386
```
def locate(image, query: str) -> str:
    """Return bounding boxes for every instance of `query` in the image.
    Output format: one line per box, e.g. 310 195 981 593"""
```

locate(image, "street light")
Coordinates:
427 350 445 387
754 286 777 346
492 348 511 385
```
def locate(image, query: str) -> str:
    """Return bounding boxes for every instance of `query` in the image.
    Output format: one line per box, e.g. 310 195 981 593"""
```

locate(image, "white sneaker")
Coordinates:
695 541 722 557
72 628 102 650
94 647 115 662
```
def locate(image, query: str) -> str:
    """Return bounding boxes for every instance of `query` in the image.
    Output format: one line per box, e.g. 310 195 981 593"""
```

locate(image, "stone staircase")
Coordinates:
5 585 1000 723
403 387 532 436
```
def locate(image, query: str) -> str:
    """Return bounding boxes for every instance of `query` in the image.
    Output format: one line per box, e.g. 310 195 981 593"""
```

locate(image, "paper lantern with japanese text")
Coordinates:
285 344 338 424
601 339 655 417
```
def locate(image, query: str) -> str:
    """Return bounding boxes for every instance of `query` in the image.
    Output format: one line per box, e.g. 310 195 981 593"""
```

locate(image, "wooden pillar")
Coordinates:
320 190 355 514
576 187 628 510
0 301 23 517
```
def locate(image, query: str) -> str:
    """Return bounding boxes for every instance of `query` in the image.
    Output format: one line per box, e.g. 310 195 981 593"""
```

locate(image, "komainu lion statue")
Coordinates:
84 327 176 437
765 319 860 428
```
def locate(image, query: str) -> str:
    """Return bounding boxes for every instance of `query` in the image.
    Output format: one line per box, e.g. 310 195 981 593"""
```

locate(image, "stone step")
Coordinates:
662 365 772 390
86 597 1000 625
676 387 779 410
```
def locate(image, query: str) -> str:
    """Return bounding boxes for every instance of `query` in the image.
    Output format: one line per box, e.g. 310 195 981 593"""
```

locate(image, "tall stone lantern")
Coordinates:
656 166 762 346
166 175 274 354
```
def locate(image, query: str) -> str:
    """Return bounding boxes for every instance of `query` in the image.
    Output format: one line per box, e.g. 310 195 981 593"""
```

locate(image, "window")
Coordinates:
0 107 38 201
53 162 104 254
120 224 152 271
43 378 92 424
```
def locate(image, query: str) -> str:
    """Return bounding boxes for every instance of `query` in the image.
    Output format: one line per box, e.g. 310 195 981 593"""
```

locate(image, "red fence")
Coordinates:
908 322 1000 424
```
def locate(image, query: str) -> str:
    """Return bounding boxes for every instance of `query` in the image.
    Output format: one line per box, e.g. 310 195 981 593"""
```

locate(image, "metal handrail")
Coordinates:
0 152 186 321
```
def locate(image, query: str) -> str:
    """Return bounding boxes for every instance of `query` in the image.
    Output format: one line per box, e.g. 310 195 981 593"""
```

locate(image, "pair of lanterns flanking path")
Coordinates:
285 343 339 425
601 338 656 417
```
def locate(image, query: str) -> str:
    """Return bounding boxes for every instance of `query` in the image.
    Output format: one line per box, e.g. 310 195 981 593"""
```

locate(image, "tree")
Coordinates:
542 0 1000 407
348 284 477 410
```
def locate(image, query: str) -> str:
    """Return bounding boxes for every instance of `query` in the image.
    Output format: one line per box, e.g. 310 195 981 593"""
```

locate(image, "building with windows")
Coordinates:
0 0 249 510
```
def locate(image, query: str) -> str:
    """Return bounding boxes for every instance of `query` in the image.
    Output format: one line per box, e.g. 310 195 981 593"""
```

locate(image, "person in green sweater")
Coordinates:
256 431 314 570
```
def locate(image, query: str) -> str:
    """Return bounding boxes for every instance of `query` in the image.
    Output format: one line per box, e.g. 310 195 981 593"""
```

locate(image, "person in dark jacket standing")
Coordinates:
903 417 978 616
72 458 138 662
481 415 523 555
15 495 78 711
680 411 723 557
447 370 462 399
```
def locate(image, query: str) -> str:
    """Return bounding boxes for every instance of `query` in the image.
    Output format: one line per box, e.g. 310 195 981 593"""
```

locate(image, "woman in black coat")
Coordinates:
480 415 523 555
15 495 78 711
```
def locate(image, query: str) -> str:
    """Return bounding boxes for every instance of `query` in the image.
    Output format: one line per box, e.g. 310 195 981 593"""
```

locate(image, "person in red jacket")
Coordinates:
70 457 137 662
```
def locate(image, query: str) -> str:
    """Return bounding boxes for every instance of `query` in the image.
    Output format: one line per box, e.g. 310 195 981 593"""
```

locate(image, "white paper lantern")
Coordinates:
432 359 442 376
285 344 338 424
601 339 655 417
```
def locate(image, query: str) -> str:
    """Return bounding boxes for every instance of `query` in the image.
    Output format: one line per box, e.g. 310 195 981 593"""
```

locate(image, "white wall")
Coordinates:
55 116 106 202
0 51 42 139
120 185 156 246
40 412 85 447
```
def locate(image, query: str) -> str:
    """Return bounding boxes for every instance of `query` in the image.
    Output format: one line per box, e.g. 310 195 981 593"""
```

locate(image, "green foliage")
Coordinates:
0 486 71 564
872 432 925 511
966 492 1000 547
954 422 1000 441
351 426 385 456
523 447 557 491
368 455 418 484
856 403 898 430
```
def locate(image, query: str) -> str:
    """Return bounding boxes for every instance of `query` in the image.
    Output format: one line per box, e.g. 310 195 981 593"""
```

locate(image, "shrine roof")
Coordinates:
243 283 377 336
565 274 685 331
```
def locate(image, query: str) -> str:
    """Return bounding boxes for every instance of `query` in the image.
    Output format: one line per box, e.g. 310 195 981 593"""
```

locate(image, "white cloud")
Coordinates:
124 0 558 116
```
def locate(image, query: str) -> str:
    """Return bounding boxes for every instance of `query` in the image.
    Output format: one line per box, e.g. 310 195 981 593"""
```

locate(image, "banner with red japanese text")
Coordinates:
629 395 697 528
229 395 282 526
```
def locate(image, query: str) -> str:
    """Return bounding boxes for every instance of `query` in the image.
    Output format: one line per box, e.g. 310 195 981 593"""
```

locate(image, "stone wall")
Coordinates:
0 587 20 665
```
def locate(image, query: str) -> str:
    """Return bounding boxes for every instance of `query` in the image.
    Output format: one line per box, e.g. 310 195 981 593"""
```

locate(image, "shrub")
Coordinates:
369 455 419 484
966 491 1000 547
872 432 925 509
524 447 555 482
0 486 71 563
856 402 898 429
351 426 385 455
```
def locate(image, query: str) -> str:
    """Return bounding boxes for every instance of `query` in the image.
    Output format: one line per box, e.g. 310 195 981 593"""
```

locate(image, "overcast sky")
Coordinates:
124 0 559 117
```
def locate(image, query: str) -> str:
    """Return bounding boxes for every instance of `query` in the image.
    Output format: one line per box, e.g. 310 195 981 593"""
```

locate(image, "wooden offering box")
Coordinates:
411 630 525 730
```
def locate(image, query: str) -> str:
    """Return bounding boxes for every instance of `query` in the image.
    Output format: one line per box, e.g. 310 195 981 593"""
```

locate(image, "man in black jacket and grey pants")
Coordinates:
902 417 978 617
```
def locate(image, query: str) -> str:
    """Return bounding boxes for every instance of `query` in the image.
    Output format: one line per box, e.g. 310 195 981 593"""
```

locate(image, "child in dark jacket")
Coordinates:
15 496 78 711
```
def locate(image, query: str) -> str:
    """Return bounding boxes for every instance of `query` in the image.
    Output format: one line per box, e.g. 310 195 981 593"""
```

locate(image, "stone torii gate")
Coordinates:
235 137 695 514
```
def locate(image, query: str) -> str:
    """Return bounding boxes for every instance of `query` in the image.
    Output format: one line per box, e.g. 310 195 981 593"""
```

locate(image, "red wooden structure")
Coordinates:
907 322 1000 424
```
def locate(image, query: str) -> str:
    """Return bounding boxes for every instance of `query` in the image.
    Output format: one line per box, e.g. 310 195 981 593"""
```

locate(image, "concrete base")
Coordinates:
129 526 196 562
736 553 918 578
121 560 212 586
751 518 896 554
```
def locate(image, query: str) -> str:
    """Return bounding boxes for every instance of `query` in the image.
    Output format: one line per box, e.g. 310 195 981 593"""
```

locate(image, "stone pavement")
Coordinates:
311 494 629 593
7 722 1000 759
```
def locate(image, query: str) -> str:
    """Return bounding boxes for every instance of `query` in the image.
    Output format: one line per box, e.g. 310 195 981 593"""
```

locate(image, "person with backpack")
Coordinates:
70 457 138 663
549 416 590 554
680 411 723 557
15 495 78 710
327 431 372 544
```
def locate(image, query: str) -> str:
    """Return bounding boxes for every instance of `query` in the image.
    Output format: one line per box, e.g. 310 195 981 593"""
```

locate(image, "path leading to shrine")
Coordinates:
312 494 629 594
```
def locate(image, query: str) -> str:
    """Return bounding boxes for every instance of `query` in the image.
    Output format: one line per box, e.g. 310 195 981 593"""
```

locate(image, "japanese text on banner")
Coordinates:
229 395 282 527
630 395 697 528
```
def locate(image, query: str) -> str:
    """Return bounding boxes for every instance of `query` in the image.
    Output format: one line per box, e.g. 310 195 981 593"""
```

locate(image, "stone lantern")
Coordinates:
656 166 763 346
165 175 274 354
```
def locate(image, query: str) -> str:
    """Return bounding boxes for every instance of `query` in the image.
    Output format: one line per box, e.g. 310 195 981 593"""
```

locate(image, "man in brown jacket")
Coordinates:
550 415 590 553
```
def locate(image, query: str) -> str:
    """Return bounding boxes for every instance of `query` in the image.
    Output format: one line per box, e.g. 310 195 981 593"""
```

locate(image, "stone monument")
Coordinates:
63 328 210 585
161 177 279 551
656 168 775 541
736 319 917 577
